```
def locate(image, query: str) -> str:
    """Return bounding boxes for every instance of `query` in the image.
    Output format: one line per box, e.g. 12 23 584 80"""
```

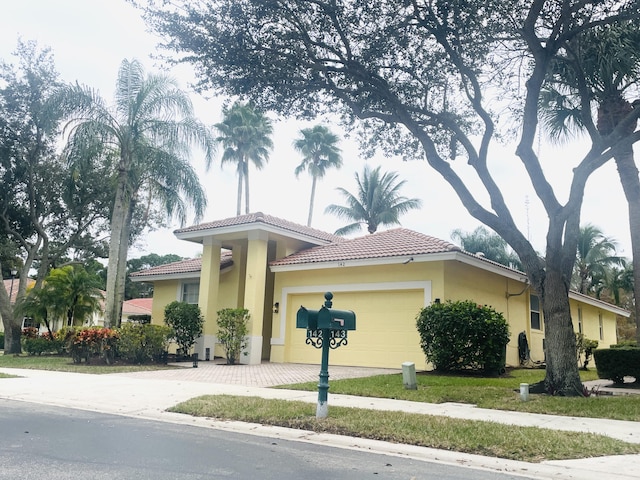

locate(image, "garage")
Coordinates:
284 288 428 369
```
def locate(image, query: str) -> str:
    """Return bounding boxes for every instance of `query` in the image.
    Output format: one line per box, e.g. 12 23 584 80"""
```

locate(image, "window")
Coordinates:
599 314 604 341
530 294 541 330
21 318 40 330
577 308 583 334
181 282 199 304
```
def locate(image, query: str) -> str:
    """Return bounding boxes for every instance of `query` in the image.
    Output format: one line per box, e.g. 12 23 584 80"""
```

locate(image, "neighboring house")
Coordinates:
1 278 36 332
130 212 628 369
2 278 31 307
1 280 105 332
122 297 153 323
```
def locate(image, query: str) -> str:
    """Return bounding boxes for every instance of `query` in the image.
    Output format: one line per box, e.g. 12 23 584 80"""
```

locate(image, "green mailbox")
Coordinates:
317 306 356 330
296 306 319 330
296 292 356 419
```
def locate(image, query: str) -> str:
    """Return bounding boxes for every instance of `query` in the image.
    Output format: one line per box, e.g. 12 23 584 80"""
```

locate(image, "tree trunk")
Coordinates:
598 96 639 343
307 175 317 227
236 166 243 216
0 263 21 354
104 165 132 328
244 161 250 214
612 144 640 344
541 269 584 395
113 201 134 328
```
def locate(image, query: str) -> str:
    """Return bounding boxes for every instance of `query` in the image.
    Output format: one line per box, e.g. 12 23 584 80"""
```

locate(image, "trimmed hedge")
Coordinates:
593 347 640 383
416 300 510 374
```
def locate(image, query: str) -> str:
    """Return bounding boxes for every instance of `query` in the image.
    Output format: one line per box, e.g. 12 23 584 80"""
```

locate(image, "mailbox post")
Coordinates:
296 292 356 418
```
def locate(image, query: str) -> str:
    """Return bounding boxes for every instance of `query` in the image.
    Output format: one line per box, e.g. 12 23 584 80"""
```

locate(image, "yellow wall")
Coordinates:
150 279 180 325
443 261 530 366
570 300 618 350
148 250 623 370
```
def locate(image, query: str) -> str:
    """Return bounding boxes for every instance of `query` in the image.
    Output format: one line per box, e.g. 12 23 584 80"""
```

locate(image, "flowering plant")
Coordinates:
70 327 119 363
22 327 39 339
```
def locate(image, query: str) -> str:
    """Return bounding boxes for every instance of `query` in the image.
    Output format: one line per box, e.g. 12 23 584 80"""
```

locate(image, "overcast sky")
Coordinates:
1 0 635 260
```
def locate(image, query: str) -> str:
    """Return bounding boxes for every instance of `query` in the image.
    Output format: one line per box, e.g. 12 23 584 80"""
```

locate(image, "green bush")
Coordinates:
593 347 640 383
56 327 80 354
416 300 510 374
164 301 203 357
22 337 63 356
576 333 598 369
117 323 173 364
0 332 4 349
217 308 250 365
21 329 64 356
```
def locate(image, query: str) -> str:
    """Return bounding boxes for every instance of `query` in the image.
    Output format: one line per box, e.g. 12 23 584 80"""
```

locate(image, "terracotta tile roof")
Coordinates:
130 252 233 278
3 278 35 304
175 212 343 243
270 228 461 266
123 297 153 315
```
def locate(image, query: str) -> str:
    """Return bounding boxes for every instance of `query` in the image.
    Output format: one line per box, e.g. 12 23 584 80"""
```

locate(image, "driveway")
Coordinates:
118 360 401 387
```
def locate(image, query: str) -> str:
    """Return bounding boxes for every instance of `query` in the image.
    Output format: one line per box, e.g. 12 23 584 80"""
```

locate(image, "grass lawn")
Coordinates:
3 354 639 461
275 368 640 422
0 353 176 374
170 394 640 462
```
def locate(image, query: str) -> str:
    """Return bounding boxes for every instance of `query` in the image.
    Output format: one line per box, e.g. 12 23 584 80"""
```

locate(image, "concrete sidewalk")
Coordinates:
1 364 639 479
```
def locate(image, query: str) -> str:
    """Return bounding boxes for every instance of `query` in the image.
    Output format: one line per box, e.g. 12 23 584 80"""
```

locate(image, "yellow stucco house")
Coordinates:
131 212 627 369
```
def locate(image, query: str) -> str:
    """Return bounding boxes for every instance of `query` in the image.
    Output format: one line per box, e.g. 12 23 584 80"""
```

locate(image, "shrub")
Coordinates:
594 347 640 383
23 337 54 356
117 323 173 364
217 308 250 365
22 327 39 339
56 327 80 354
69 327 119 364
22 336 44 355
416 300 510 374
164 301 203 357
576 333 598 370
0 331 3 349
20 329 65 356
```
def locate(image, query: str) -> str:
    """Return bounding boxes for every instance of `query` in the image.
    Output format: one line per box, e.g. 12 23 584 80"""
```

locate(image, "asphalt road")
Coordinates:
0 399 530 479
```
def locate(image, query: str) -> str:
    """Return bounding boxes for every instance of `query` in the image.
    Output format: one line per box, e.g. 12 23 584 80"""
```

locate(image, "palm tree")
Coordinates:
451 226 523 270
214 102 273 215
15 286 57 340
597 263 633 305
325 165 422 235
64 59 215 327
45 265 104 327
571 224 625 295
541 23 640 340
293 125 342 226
